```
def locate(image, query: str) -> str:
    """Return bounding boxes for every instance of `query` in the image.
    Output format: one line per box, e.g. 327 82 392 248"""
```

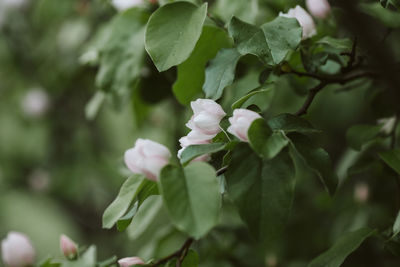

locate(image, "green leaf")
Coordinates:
96 8 148 93
173 26 232 105
116 179 158 231
228 17 273 64
126 195 163 239
308 228 375 267
182 250 199 267
346 124 383 151
116 202 138 231
159 162 221 239
379 149 400 175
212 0 259 24
61 246 96 267
248 119 289 160
361 2 400 28
85 91 105 120
268 113 320 134
203 48 242 100
231 85 275 110
261 16 302 64
393 210 400 237
225 144 295 249
289 134 338 195
145 2 208 72
180 142 227 165
102 174 145 229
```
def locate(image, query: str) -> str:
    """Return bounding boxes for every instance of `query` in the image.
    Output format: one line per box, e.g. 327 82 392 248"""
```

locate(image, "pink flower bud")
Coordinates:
280 5 316 39
60 235 77 259
124 139 171 181
186 99 226 137
306 0 331 19
1 231 35 267
118 257 145 267
227 109 261 142
111 0 144 11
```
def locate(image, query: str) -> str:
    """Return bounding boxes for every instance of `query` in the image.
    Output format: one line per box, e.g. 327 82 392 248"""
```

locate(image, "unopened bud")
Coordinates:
60 234 77 259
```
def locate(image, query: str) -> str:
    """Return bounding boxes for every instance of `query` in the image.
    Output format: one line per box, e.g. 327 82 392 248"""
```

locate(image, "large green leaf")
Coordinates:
126 195 163 239
308 228 375 267
180 142 227 165
203 48 242 100
225 144 296 248
96 9 148 93
102 174 146 229
289 134 338 195
248 119 289 160
228 16 273 64
173 26 232 105
268 113 320 134
346 124 383 151
261 16 302 64
159 162 221 239
379 149 400 175
145 2 208 72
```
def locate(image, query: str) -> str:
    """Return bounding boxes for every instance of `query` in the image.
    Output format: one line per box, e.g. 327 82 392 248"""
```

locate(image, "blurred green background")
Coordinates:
1 0 400 266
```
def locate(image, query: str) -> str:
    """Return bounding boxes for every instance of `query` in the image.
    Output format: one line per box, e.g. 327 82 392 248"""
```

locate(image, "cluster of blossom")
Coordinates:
280 0 331 39
177 99 226 162
124 98 262 182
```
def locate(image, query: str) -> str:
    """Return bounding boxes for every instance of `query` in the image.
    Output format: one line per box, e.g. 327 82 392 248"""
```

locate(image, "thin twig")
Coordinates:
294 72 376 116
216 166 228 176
150 238 194 267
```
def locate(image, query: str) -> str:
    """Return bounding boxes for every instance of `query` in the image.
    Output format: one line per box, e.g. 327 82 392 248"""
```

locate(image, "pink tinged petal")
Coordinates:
1 231 35 267
137 139 171 159
118 257 145 267
60 235 77 258
192 113 221 134
190 99 226 117
279 5 316 39
306 0 331 19
187 130 215 142
177 147 185 159
143 157 169 181
228 109 262 142
124 148 144 174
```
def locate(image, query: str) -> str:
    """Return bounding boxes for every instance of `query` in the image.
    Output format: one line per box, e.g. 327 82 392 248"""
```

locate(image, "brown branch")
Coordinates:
294 72 376 116
150 238 194 267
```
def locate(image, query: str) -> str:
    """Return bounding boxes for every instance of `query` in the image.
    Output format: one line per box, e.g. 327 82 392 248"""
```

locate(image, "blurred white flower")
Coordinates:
0 0 29 26
280 5 316 39
111 0 144 11
1 231 35 267
21 88 50 117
